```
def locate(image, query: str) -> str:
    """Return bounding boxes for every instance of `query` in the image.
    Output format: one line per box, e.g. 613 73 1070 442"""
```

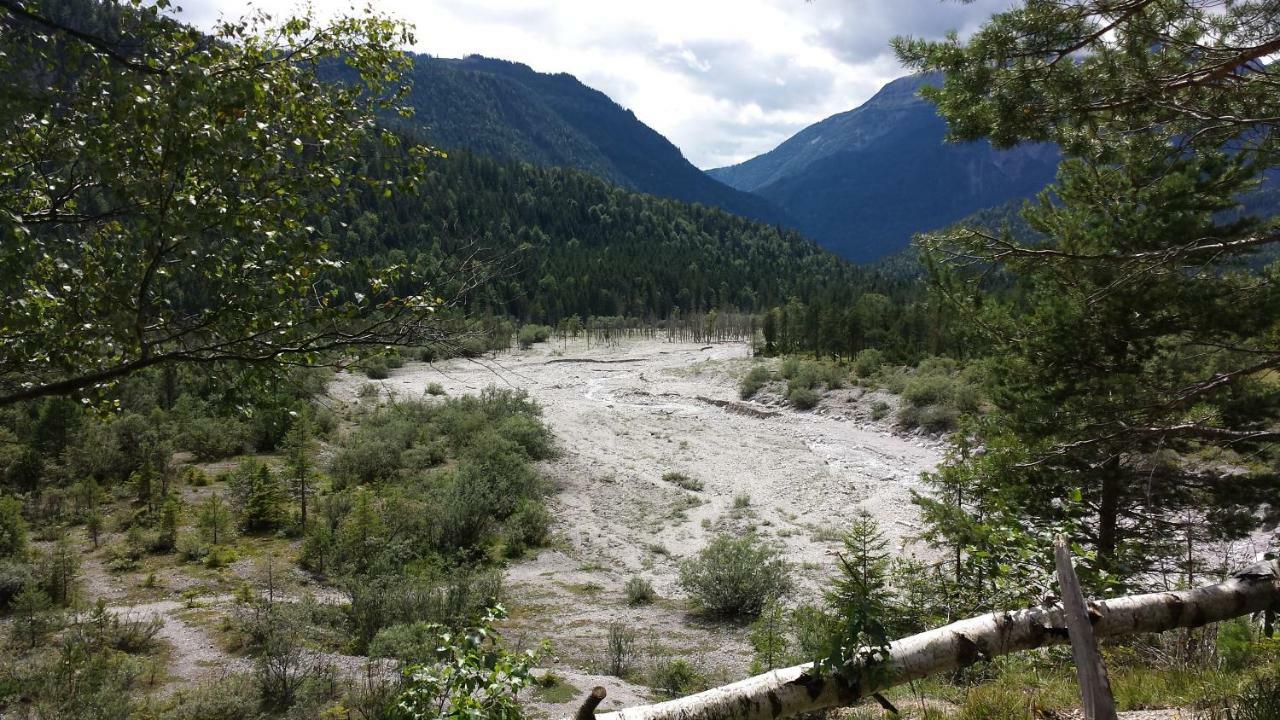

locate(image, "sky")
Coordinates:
179 0 1010 169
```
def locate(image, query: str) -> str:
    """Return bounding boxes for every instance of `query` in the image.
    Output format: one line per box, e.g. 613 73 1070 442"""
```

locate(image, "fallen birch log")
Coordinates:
574 559 1279 720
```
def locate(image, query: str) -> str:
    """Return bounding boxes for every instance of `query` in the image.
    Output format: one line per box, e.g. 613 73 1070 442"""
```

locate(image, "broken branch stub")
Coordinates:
571 559 1279 720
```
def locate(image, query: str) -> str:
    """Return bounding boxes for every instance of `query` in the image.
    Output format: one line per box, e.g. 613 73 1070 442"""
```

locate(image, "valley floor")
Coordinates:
330 338 945 716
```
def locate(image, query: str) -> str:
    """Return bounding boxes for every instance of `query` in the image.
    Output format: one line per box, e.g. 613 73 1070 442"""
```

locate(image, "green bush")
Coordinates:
517 324 552 349
678 533 792 618
624 576 656 605
232 462 287 532
363 356 391 379
604 621 637 677
181 416 252 461
739 366 772 399
898 403 960 433
329 436 402 487
788 386 820 410
394 607 539 720
160 674 259 720
0 494 28 560
426 382 446 396
852 349 884 379
649 658 706 698
901 374 955 408
494 414 555 460
870 401 890 421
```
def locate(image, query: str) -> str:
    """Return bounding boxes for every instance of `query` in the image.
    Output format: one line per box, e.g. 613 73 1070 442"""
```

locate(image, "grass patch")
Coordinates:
662 472 704 491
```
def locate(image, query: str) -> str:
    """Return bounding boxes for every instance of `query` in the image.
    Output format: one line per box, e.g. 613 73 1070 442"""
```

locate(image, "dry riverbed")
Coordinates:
331 338 945 715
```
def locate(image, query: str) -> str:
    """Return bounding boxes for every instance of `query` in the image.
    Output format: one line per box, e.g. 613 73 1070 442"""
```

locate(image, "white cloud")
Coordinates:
177 0 1010 168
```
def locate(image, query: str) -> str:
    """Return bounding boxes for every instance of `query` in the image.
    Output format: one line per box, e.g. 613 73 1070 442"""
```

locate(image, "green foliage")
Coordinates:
364 357 392 380
662 471 703 491
347 570 503 654
852 349 884 379
180 416 253 461
821 511 892 675
648 658 707 698
898 0 1280 594
678 533 792 618
393 605 541 720
517 324 552 349
236 462 287 532
604 621 637 677
739 365 772 399
159 674 259 720
624 576 656 605
787 386 819 410
0 494 26 559
196 493 234 547
749 596 790 673
0 1 435 408
11 582 54 649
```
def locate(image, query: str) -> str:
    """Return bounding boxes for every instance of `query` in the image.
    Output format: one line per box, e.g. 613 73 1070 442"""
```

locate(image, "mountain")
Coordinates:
396 55 791 227
708 73 1061 261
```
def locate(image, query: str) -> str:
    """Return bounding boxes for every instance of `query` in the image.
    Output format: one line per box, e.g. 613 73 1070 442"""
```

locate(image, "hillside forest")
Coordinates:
0 1 1278 720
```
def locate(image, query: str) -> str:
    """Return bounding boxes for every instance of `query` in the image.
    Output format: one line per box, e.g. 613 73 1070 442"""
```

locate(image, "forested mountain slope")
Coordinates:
332 149 920 327
394 55 792 227
709 74 1061 261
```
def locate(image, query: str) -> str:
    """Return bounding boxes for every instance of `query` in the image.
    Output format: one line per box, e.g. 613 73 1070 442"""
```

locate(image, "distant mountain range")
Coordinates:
396 55 790 227
708 73 1062 261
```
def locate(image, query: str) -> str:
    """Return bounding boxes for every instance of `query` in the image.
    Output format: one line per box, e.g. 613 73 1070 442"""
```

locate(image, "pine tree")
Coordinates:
282 411 317 528
197 493 234 546
822 511 893 673
11 582 52 649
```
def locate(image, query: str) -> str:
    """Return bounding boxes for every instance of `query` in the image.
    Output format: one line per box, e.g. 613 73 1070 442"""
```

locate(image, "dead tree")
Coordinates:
567 559 1279 720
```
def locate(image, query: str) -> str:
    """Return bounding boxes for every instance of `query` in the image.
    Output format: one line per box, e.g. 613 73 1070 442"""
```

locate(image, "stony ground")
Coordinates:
330 337 946 716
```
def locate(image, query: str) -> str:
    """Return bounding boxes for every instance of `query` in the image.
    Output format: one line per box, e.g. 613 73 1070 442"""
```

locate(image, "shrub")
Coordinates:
500 498 552 557
363 356 390 379
869 401 890 421
649 658 706 698
329 436 401 487
494 414 555 460
426 382 446 396
517 324 552 349
898 403 960 433
901 374 954 408
662 471 703 491
739 365 772 399
624 576 656 605
369 621 443 662
0 494 28 560
236 463 287 532
678 534 792 618
852 349 884 379
181 416 252 461
0 558 35 609
356 382 380 399
733 493 751 509
160 674 259 720
788 386 820 410
604 621 637 677
394 607 539 720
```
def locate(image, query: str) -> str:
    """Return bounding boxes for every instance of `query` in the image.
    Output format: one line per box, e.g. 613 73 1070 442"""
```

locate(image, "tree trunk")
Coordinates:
1097 457 1121 568
573 560 1279 720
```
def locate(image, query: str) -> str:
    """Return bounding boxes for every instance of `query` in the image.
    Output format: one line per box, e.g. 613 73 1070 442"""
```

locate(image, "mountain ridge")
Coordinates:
709 72 1062 261
397 54 793 227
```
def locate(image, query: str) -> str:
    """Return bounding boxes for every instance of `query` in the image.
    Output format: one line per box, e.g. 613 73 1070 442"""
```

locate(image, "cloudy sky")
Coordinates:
180 0 1010 169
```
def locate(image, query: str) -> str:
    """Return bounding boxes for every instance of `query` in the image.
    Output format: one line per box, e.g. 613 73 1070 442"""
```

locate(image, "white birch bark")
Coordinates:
571 560 1279 720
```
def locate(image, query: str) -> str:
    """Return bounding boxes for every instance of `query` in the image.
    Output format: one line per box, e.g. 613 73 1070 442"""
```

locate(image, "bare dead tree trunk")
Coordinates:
571 559 1279 720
